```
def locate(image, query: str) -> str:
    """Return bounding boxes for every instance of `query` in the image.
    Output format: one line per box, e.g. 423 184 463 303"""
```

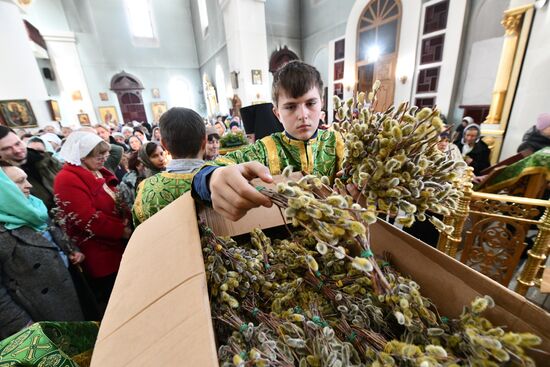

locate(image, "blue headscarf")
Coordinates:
0 166 49 232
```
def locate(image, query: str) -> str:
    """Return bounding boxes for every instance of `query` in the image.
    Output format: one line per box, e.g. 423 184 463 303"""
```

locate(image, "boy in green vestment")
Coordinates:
133 108 207 225
193 61 344 221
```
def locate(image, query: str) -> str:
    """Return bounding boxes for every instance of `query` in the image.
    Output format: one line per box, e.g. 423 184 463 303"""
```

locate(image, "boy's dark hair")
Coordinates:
0 126 15 140
159 107 205 158
272 61 323 107
208 134 220 142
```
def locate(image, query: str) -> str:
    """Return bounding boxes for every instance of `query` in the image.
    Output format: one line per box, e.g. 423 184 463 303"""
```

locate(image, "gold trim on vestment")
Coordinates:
133 180 146 224
160 172 196 180
261 136 281 175
335 131 345 170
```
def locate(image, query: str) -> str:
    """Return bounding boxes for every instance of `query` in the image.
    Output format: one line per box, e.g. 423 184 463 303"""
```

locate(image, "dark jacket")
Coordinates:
105 144 124 174
455 140 491 175
517 126 550 153
0 224 84 338
20 149 62 211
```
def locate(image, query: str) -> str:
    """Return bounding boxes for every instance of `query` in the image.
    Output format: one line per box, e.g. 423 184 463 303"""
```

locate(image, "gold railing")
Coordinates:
438 170 550 296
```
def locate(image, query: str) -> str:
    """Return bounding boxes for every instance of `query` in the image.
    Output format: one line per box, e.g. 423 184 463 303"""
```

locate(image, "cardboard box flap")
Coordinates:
91 193 217 367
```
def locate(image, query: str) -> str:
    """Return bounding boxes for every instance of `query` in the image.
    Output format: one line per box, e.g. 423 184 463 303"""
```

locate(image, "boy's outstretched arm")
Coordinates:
193 161 274 221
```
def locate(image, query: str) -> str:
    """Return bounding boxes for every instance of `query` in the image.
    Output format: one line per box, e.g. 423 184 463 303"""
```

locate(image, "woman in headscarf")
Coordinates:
53 131 131 312
128 135 142 152
0 162 84 338
454 123 491 175
138 141 166 177
151 126 161 143
118 142 166 208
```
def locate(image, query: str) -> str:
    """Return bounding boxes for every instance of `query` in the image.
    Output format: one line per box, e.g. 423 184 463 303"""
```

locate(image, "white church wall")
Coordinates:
502 3 550 158
190 0 227 71
77 0 203 122
24 0 71 33
25 0 205 124
265 0 301 89
301 0 355 69
190 0 230 115
198 46 231 118
265 0 301 58
0 1 52 129
450 0 510 126
461 37 504 106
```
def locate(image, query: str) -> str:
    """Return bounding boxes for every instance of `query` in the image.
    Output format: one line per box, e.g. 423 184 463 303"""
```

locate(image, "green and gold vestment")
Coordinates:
132 172 196 226
0 322 98 366
221 130 345 179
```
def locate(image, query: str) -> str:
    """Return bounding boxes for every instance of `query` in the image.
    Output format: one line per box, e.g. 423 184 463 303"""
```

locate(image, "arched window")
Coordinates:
356 0 401 111
124 0 159 47
197 0 209 37
169 77 193 108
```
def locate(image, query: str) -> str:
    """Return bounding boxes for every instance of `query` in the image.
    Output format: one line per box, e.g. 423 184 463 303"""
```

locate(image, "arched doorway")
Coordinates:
269 46 299 74
110 71 147 123
356 0 401 111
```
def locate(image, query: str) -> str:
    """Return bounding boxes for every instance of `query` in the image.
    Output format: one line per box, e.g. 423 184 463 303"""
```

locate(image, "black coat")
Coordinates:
455 140 491 175
20 149 62 211
517 126 550 153
0 225 84 338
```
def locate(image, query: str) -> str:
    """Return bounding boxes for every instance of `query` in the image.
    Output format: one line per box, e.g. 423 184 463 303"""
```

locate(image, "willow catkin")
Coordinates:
334 83 464 230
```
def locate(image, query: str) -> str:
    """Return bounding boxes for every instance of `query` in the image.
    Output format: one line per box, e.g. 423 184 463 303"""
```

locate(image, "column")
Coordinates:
221 0 270 107
0 0 51 127
42 32 97 127
484 10 524 125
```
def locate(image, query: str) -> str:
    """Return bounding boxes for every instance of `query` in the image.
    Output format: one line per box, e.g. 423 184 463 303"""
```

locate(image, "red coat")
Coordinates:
54 164 126 278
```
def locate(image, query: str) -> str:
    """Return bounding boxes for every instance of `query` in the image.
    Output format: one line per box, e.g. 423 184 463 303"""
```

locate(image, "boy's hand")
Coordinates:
210 162 273 221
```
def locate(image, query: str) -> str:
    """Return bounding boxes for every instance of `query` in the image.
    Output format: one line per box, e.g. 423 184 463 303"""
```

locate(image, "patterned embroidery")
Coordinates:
133 172 196 225
220 130 345 181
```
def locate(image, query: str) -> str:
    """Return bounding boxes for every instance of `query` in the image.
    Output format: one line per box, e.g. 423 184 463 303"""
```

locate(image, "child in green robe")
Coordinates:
193 61 344 221
133 108 207 225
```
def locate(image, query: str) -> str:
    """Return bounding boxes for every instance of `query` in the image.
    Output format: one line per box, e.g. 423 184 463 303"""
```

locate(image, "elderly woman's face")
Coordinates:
81 147 110 171
3 166 33 197
464 129 479 145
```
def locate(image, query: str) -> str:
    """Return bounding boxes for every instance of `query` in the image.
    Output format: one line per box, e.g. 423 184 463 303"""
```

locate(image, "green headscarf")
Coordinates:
0 166 49 232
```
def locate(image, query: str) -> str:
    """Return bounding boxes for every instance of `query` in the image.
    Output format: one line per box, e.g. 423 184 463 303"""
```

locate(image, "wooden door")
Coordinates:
373 54 395 111
117 91 147 123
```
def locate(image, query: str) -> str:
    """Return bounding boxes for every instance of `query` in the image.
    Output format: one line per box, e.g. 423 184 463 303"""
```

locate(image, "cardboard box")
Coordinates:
91 191 550 366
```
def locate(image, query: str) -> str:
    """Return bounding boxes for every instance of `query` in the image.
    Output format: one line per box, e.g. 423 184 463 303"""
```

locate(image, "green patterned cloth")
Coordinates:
0 322 98 367
221 130 345 180
132 171 196 226
482 147 550 192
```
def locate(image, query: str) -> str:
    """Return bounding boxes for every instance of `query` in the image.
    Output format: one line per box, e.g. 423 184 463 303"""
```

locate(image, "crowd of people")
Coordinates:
0 105 228 334
0 60 548 343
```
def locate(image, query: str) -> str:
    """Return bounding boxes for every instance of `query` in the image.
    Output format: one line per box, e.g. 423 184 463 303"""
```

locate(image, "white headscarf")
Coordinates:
59 131 103 166
461 124 481 155
41 133 62 147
